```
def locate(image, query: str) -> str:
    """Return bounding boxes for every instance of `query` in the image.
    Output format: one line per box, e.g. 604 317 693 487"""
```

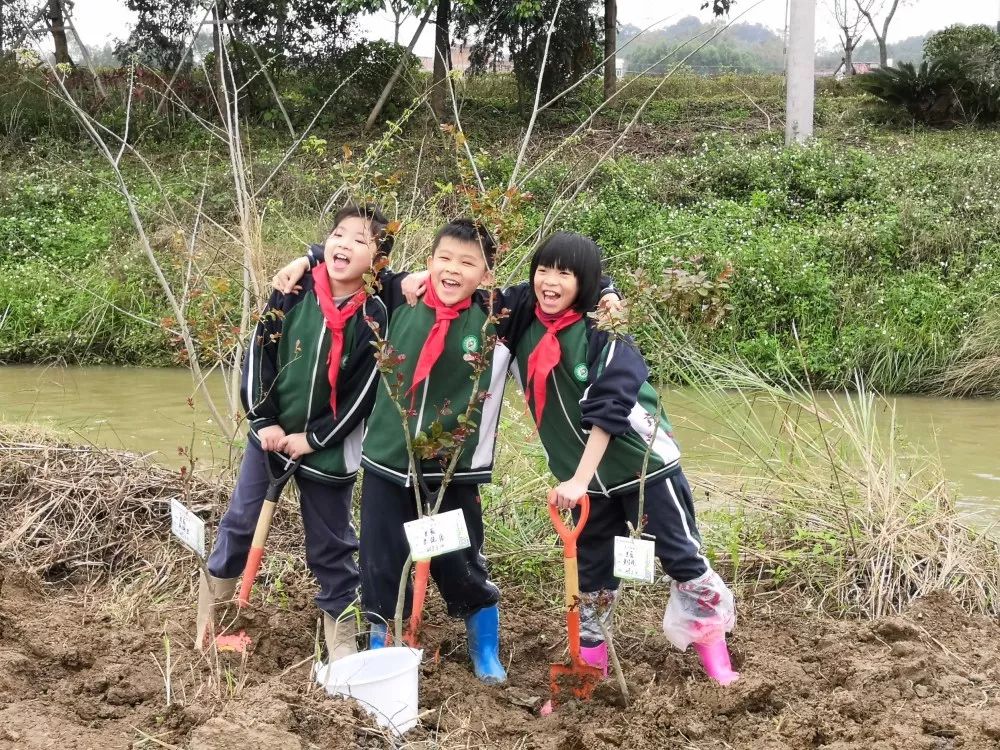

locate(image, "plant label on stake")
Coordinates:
170 498 206 558
404 509 471 561
613 536 655 583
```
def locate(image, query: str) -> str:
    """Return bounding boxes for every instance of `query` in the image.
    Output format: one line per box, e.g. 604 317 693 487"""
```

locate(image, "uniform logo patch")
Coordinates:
462 335 480 353
574 363 589 382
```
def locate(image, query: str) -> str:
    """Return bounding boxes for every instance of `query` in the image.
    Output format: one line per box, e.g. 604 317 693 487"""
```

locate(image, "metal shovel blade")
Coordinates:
548 660 604 705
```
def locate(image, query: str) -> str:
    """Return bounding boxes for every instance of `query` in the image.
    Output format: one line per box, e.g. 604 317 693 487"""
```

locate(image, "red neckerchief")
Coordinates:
311 263 366 416
407 280 472 398
525 305 583 426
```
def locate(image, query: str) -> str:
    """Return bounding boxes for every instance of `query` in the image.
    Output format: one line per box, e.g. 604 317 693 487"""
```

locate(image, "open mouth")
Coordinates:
441 278 461 290
331 252 350 270
541 290 561 302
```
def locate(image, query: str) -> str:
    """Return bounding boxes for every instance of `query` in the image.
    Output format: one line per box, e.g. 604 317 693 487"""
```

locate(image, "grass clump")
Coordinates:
932 309 1000 398
679 356 1000 619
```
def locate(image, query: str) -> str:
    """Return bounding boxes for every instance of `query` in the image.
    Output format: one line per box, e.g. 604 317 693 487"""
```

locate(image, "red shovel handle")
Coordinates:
237 498 277 607
547 492 590 557
405 559 431 648
238 545 264 607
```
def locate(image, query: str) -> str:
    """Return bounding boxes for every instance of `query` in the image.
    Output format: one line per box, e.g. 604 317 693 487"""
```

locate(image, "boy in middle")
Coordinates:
360 219 516 683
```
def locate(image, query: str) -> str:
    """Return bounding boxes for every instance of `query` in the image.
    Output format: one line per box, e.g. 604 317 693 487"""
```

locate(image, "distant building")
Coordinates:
833 60 882 80
419 45 513 74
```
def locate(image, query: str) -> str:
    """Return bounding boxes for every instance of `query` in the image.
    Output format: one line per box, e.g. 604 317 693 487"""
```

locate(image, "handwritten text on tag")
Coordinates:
170 498 206 558
613 536 656 583
403 509 471 561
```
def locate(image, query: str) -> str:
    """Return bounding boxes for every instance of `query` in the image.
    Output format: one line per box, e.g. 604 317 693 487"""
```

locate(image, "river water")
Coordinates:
2 365 998 513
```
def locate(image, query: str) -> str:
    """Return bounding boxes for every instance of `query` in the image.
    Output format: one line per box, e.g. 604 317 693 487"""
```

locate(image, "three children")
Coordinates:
198 208 738 690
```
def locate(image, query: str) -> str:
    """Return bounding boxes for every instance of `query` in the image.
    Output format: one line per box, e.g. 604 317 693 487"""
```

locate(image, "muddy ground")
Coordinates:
1 570 999 750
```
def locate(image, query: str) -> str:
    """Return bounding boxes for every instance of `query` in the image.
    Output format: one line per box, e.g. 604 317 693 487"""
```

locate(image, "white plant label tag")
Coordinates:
404 509 471 561
170 498 206 558
613 536 656 583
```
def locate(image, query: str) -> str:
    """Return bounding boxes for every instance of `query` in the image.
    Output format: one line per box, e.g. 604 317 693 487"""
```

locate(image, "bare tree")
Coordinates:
388 0 412 45
854 0 905 68
829 0 865 75
603 0 616 101
365 2 434 131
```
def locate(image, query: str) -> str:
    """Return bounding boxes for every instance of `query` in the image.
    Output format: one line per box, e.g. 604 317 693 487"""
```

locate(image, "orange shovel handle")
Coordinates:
238 545 264 607
548 492 590 664
405 559 431 647
547 492 590 558
237 497 277 607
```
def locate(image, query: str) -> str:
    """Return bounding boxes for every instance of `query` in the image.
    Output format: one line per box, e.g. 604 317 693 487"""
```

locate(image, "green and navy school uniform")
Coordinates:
512 317 680 496
242 271 388 484
511 317 710 591
205 272 389 620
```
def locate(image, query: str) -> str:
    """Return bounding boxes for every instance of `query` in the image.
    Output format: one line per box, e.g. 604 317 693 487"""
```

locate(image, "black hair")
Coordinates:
431 218 497 267
330 203 394 256
529 231 604 313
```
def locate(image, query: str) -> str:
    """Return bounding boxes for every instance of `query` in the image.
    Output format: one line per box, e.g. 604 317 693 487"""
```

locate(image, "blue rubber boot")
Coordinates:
465 605 507 684
369 622 387 650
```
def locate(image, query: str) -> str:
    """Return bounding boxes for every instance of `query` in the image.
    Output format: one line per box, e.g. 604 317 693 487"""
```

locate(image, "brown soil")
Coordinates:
1 571 998 750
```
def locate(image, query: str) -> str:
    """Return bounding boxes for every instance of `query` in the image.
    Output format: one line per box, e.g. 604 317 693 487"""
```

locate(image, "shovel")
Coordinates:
403 464 436 648
404 559 431 648
237 454 301 607
547 491 603 707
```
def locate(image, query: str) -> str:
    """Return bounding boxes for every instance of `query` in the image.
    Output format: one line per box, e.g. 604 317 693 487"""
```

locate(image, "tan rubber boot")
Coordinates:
195 570 238 651
323 612 359 662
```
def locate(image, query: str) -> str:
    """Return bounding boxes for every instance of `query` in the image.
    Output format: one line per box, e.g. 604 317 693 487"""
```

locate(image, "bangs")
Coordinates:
529 231 604 312
533 235 595 272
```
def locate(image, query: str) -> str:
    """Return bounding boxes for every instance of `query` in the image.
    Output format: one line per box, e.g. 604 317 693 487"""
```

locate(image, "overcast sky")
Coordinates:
60 0 1000 56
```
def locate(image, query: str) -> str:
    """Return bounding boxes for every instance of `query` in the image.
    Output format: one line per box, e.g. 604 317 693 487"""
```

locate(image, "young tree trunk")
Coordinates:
47 0 72 66
430 0 450 120
365 2 434 132
212 0 224 75
844 46 854 74
855 0 901 68
603 0 616 101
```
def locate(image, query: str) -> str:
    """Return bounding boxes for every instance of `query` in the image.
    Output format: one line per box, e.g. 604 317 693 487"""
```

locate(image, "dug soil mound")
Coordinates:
2 435 999 749
1 571 998 750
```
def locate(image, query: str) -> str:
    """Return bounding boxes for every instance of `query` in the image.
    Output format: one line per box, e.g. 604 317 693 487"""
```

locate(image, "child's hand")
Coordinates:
549 479 589 510
277 432 315 460
272 257 310 295
257 425 287 452
599 293 623 314
401 270 429 306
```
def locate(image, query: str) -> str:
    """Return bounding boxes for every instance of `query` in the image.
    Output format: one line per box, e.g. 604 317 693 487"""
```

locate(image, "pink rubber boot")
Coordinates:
580 642 608 677
693 638 740 685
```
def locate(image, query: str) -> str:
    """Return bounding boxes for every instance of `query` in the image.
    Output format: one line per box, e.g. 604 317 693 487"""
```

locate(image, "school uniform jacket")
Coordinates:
242 269 388 485
511 317 681 497
307 244 620 488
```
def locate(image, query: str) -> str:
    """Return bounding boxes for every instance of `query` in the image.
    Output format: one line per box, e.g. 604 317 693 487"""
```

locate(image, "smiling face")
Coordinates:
426 236 492 306
533 263 580 315
323 215 379 295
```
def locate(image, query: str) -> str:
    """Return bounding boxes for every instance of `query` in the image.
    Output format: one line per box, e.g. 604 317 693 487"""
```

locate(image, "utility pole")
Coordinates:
785 0 815 145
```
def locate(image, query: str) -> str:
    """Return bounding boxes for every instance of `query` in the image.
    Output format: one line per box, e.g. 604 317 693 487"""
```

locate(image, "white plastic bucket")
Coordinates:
316 647 423 735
